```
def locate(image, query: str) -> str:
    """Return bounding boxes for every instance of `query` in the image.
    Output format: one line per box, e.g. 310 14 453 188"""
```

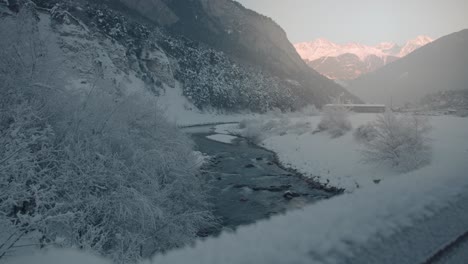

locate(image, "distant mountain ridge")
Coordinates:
294 36 433 80
347 29 468 106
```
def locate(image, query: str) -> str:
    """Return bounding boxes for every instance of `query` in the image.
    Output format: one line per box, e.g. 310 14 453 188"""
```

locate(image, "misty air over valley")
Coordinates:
1 0 467 263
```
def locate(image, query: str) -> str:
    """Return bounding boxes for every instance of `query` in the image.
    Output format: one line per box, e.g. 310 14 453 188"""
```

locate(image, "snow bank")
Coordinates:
7 173 467 264
149 168 468 264
255 114 468 191
262 114 387 190
205 134 238 144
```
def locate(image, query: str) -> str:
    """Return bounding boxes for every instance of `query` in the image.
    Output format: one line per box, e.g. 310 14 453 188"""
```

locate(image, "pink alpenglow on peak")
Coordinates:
399 35 434 57
294 36 433 80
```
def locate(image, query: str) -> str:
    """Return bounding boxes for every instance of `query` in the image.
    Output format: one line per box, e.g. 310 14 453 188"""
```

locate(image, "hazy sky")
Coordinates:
236 0 468 45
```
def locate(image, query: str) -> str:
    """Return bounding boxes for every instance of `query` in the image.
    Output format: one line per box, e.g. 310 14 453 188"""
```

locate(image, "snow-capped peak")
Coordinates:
294 37 341 61
294 39 391 61
294 36 433 62
399 35 433 57
294 35 433 80
376 42 397 50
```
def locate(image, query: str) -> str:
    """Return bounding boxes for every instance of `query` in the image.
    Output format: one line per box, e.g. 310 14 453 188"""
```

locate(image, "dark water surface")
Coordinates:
186 126 336 234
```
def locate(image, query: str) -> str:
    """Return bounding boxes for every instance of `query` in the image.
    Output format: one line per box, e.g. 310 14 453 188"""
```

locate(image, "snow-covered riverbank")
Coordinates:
5 113 468 264
8 161 468 263
148 113 468 263
216 114 468 191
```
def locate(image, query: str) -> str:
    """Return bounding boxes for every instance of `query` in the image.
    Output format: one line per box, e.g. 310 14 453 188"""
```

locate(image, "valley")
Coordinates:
0 0 467 264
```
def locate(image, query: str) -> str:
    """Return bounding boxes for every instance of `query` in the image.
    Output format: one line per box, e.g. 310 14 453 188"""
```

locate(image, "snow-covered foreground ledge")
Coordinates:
150 165 468 264
6 165 468 263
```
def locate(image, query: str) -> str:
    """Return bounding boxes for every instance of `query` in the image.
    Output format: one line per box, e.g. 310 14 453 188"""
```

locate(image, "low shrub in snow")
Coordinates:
238 112 311 144
297 104 320 117
317 104 352 138
353 123 379 143
239 118 289 143
357 110 432 172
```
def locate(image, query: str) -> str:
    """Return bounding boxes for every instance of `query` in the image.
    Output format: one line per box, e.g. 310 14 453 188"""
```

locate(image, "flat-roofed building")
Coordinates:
324 104 386 113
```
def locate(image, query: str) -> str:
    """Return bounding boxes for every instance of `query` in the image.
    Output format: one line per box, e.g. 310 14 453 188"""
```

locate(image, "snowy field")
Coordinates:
216 113 468 191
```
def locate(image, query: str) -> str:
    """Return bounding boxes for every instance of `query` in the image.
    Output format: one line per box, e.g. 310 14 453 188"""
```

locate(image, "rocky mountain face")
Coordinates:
123 0 360 106
17 0 358 114
347 29 468 106
295 36 433 80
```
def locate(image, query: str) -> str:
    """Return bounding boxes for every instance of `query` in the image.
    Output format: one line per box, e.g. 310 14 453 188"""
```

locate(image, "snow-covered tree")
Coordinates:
317 97 352 138
357 110 432 172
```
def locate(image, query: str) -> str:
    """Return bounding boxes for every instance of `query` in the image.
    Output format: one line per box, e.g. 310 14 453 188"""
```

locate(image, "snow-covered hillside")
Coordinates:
14 0 346 116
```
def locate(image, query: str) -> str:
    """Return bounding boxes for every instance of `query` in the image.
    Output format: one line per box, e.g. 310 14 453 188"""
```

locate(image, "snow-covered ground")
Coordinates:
6 159 468 263
205 134 238 144
5 7 467 264
216 113 468 191
4 113 468 263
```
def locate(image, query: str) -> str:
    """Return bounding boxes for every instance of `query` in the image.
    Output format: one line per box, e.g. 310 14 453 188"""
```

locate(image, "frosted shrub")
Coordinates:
358 110 432 172
241 121 265 143
317 104 352 138
354 123 378 143
239 118 287 143
0 8 215 263
239 114 310 144
55 92 217 263
298 104 319 116
0 90 217 263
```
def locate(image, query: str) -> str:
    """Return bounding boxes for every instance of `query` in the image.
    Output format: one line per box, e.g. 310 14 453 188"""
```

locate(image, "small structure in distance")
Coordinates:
324 104 386 113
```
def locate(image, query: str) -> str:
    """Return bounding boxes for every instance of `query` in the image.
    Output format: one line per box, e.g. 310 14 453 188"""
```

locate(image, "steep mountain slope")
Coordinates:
347 29 468 106
15 0 358 113
295 36 432 80
111 0 360 107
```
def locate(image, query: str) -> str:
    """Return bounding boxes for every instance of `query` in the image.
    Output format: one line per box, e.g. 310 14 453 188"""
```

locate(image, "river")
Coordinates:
185 125 338 235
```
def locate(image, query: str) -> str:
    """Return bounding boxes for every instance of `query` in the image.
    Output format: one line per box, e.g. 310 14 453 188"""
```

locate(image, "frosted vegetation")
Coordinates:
0 2 465 264
237 106 318 143
317 103 352 138
0 6 215 263
355 111 432 172
236 107 432 175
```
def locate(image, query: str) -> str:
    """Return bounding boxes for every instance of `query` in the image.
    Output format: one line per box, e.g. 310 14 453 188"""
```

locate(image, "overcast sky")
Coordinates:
236 0 468 45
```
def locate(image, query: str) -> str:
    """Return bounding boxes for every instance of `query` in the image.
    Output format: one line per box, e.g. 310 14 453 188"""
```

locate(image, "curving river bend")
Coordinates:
185 125 338 235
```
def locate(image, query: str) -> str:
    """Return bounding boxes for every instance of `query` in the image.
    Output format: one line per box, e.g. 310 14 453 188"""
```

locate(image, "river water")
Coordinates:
185 125 337 235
